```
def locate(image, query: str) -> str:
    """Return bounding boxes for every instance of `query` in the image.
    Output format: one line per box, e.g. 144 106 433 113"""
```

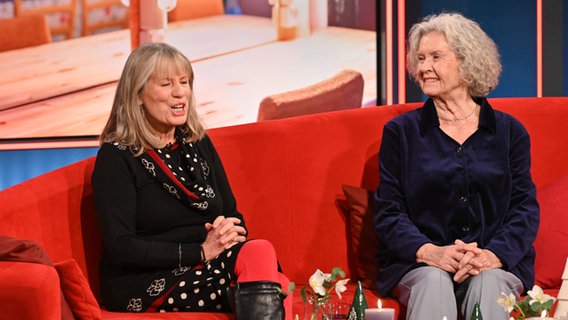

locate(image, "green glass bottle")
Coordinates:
349 281 368 320
470 303 483 320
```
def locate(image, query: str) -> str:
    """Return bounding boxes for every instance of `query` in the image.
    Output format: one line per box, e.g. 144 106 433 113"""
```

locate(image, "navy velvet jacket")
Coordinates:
374 98 539 296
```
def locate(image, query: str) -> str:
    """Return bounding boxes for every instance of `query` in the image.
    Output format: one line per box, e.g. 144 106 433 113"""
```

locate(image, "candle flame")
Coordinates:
377 299 382 309
442 317 448 320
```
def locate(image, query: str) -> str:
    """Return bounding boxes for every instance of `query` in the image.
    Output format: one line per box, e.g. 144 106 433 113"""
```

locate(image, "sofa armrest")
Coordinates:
0 261 61 320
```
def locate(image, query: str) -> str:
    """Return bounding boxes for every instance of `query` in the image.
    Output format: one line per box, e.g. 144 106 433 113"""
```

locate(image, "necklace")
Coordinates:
438 104 479 123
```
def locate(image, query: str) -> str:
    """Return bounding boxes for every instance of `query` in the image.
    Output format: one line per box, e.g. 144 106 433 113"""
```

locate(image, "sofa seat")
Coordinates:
101 310 233 319
0 262 61 319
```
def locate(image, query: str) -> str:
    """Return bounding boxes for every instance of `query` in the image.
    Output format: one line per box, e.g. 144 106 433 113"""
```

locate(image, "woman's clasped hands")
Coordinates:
417 239 503 283
453 239 503 283
202 216 247 261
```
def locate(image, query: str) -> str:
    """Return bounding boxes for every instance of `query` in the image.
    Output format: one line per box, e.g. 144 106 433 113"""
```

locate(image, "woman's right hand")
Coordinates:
201 215 247 261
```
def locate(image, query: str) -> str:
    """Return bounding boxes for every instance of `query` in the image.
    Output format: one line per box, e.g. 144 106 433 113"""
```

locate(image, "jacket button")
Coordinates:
456 147 464 158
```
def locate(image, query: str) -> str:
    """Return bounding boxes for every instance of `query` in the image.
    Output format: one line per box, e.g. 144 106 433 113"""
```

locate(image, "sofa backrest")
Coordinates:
208 102 418 284
208 96 568 284
487 97 568 187
1 97 567 300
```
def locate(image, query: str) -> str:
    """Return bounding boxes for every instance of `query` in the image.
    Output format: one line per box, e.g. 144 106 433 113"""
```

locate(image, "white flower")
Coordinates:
497 292 516 313
527 285 556 306
309 269 328 296
335 278 350 299
497 284 556 319
302 267 348 305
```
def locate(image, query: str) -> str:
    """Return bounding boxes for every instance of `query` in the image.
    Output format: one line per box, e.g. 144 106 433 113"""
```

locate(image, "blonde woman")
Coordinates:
92 42 291 319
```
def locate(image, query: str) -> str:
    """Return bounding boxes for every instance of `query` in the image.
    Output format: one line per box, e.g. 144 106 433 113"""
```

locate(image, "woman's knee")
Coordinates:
469 269 523 295
240 239 277 258
234 239 280 281
396 267 453 304
402 266 453 287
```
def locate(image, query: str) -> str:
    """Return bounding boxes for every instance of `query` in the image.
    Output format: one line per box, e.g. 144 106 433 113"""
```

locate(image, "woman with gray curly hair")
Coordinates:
373 12 539 319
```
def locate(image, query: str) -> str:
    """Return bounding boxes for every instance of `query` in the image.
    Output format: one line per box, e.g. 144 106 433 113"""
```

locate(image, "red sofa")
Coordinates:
1 97 568 320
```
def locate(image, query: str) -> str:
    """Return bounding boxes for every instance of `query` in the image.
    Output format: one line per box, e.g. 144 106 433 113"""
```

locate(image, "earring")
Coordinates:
139 104 144 115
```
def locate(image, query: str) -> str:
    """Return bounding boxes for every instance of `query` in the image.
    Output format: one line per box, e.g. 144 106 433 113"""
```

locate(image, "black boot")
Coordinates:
228 281 286 320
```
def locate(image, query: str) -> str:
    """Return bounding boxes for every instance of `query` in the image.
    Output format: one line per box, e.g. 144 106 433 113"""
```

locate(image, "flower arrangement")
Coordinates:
497 285 556 319
300 267 349 320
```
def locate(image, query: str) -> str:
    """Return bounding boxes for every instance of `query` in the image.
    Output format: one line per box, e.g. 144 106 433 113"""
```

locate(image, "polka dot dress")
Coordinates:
155 242 243 312
119 242 245 313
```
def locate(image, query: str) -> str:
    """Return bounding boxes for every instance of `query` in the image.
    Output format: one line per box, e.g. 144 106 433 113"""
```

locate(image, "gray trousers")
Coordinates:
394 266 524 320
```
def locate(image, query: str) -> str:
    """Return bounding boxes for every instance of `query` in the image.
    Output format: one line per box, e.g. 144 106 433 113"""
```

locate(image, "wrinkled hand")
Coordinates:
416 240 502 283
453 239 502 283
202 216 247 261
416 242 479 274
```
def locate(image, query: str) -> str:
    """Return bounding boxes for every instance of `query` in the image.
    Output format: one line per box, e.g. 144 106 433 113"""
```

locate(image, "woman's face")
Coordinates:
415 31 465 99
140 71 191 135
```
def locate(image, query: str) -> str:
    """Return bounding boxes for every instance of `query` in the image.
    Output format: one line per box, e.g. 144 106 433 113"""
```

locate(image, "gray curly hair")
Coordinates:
406 12 502 97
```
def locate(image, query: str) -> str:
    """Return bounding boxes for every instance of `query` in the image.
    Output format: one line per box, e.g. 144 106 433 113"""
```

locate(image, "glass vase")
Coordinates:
304 298 333 320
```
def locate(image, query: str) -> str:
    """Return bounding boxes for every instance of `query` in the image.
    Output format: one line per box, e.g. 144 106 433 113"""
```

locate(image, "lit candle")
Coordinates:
364 299 395 320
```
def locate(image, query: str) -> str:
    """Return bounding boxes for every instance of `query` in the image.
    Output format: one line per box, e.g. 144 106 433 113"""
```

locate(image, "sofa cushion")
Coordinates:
534 174 568 290
54 258 102 320
341 185 379 289
0 236 52 263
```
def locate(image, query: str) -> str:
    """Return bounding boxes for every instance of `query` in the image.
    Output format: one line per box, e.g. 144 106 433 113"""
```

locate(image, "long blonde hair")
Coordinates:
100 42 206 155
